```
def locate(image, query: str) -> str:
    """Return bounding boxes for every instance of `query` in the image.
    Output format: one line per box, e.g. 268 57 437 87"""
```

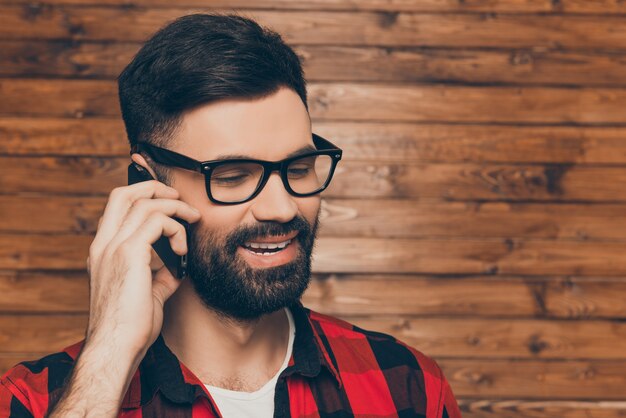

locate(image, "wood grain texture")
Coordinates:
2 272 625 320
6 0 626 14
7 79 626 124
4 7 626 49
7 195 626 240
3 311 626 360
6 233 626 275
4 41 626 87
441 359 626 399
7 118 626 165
308 237 626 275
7 155 626 202
6 195 626 241
307 275 626 320
2 1 626 415
0 272 535 316
0 315 86 353
4 0 626 14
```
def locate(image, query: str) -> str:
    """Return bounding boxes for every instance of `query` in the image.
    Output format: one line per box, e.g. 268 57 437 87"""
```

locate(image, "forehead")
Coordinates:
173 86 313 161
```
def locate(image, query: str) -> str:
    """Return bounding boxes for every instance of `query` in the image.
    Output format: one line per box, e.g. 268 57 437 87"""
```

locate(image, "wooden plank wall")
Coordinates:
2 0 626 416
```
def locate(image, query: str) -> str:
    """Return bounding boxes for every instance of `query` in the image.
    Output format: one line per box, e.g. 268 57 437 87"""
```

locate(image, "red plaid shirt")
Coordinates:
1 302 461 417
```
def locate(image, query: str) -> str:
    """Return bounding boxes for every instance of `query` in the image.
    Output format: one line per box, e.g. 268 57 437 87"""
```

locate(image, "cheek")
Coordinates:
196 205 248 232
299 195 322 225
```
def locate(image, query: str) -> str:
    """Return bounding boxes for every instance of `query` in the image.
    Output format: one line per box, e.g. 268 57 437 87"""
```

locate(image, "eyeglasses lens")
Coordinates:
209 155 333 203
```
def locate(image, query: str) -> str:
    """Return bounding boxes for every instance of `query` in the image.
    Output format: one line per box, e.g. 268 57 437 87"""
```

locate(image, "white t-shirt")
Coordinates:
204 307 295 418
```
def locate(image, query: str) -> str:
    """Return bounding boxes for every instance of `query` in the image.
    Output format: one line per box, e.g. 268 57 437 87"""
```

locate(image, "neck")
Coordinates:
160 279 290 389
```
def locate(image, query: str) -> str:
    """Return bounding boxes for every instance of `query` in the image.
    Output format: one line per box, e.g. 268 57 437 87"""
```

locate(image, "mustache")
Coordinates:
224 215 313 253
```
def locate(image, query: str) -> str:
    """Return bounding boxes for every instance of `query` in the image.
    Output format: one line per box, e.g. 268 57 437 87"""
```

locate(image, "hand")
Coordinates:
85 180 201 358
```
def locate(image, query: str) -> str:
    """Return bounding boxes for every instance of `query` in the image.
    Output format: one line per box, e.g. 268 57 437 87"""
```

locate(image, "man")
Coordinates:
0 13 461 418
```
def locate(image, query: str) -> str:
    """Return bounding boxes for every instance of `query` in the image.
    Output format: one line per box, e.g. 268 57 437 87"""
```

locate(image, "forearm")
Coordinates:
48 340 144 418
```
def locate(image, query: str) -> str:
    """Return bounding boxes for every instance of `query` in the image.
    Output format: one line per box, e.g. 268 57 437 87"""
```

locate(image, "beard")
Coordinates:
184 210 320 322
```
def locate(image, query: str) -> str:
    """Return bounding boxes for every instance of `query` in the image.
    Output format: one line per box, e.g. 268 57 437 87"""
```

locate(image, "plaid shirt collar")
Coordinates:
113 300 342 409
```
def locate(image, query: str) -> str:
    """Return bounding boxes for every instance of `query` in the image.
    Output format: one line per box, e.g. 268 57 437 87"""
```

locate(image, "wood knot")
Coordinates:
21 3 50 21
544 164 572 196
378 11 399 29
312 94 330 112
527 334 549 355
395 318 411 331
509 50 533 66
479 12 497 21
73 63 91 74
467 372 492 386
577 366 595 380
485 265 499 275
551 0 564 11
68 23 86 37
467 335 481 346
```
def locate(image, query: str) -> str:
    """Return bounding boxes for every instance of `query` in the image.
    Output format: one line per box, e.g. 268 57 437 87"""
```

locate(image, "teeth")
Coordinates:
244 239 292 250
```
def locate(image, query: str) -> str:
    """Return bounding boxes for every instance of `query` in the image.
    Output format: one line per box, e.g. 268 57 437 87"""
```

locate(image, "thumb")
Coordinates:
152 265 183 308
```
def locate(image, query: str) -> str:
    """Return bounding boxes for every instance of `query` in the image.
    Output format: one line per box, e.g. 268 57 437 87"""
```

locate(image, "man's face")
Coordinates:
168 87 321 320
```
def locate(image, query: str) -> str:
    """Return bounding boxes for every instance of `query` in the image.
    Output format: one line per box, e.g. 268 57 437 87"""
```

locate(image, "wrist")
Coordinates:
79 338 145 390
49 340 145 417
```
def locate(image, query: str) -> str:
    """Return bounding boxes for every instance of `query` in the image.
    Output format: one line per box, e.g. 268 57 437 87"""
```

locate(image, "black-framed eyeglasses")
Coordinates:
130 133 343 205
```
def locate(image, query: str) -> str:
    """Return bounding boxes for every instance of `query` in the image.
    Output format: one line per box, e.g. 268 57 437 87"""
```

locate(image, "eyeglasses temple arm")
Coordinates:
130 142 204 173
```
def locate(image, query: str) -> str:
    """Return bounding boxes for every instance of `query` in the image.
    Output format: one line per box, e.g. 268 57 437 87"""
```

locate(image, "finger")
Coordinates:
114 198 200 247
152 264 182 309
91 181 180 257
115 213 190 266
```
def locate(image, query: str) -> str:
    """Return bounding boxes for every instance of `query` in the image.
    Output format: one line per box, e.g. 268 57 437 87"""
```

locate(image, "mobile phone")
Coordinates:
127 162 189 279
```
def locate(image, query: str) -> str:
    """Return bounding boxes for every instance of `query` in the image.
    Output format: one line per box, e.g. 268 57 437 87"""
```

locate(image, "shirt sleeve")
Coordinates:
439 371 462 418
0 377 35 417
405 343 462 418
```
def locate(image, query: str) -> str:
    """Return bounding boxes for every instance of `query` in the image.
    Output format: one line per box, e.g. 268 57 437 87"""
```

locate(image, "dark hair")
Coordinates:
117 12 309 184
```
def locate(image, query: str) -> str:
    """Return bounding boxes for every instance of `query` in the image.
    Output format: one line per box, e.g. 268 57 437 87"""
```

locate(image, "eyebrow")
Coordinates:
213 144 317 161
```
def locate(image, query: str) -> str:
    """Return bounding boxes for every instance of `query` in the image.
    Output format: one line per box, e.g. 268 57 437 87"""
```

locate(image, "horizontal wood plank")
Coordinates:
0 271 88 313
7 118 626 165
0 117 128 156
309 238 626 275
3 7 626 50
7 195 626 240
318 200 626 240
4 0 626 14
308 275 626 320
0 272 537 316
6 79 626 124
0 234 92 270
2 272 625 320
352 316 626 360
7 156 626 202
7 234 626 275
545 277 626 319
4 41 626 87
0 315 86 353
441 359 626 399
3 312 626 359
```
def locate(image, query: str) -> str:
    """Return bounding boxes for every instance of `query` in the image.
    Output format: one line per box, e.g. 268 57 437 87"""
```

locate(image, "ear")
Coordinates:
130 153 160 180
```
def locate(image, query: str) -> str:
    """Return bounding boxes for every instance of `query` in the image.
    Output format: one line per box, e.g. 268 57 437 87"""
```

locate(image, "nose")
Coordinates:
250 171 298 223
